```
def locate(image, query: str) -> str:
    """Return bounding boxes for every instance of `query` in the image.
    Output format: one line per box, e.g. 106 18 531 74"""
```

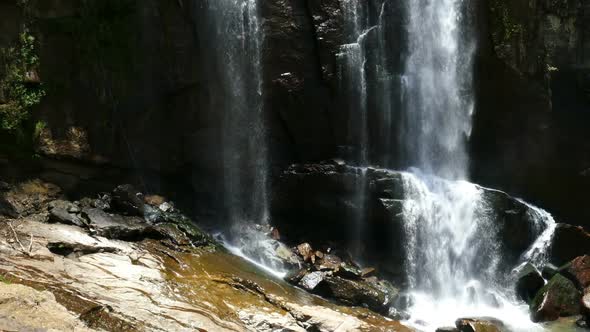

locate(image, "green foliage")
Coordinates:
33 119 46 139
490 0 523 43
0 29 45 132
0 275 12 285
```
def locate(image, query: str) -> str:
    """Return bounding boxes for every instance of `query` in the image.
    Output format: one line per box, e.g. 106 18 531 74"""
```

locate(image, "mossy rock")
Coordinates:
530 274 581 322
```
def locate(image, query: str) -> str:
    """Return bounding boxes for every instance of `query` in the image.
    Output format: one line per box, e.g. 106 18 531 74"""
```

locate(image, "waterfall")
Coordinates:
206 0 267 226
205 0 281 272
338 0 557 330
401 0 474 179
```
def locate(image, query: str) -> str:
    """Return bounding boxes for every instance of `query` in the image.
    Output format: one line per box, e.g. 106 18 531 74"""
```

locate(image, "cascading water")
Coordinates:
399 1 551 330
338 0 558 330
205 0 284 275
401 0 474 180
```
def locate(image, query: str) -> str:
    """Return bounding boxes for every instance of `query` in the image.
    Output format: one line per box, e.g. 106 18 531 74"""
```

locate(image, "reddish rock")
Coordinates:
361 267 376 278
270 227 280 241
565 256 590 289
530 274 581 322
296 243 314 262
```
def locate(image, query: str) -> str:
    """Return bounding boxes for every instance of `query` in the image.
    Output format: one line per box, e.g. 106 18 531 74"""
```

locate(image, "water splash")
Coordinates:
400 171 552 332
517 201 557 269
217 228 288 279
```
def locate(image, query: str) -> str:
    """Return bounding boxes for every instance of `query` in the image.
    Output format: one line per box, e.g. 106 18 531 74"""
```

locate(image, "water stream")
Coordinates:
338 0 558 330
205 0 272 264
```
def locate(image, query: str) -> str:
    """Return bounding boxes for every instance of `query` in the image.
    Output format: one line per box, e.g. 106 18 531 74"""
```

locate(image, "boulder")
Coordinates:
285 268 310 285
542 263 560 280
82 208 162 241
47 200 86 227
549 224 590 266
111 185 145 216
530 274 581 322
299 271 327 292
273 163 551 279
296 243 314 262
316 254 342 271
563 255 590 289
515 263 545 303
455 317 504 332
583 289 590 325
335 263 363 280
320 276 394 314
436 328 459 332
47 241 119 257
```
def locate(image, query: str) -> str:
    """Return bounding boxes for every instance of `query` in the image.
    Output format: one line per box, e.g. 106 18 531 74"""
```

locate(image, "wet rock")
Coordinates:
270 227 280 240
515 263 545 303
550 224 590 266
530 274 581 322
437 327 460 332
48 200 86 227
47 241 119 257
455 317 503 332
299 271 327 292
275 243 300 266
144 194 166 207
583 290 590 324
387 307 410 320
335 263 363 280
542 263 560 280
317 254 342 271
436 327 459 332
80 305 135 331
563 255 590 289
82 208 163 241
285 268 310 285
111 184 145 216
321 276 393 314
297 243 314 262
158 202 174 213
361 267 376 277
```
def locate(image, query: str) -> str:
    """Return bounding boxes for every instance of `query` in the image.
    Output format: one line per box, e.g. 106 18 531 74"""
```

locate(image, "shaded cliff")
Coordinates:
0 0 589 228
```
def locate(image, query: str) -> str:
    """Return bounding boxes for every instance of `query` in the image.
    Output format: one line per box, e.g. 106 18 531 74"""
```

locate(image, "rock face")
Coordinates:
455 317 504 332
515 263 545 303
563 255 590 289
472 0 590 229
0 0 588 232
0 181 411 332
530 274 581 322
273 162 555 280
549 224 590 266
0 283 95 332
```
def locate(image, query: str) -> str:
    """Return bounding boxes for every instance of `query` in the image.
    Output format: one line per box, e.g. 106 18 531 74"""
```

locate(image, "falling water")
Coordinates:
339 0 558 330
401 0 474 179
206 0 267 226
338 0 370 258
397 1 551 330
205 0 276 270
339 0 369 166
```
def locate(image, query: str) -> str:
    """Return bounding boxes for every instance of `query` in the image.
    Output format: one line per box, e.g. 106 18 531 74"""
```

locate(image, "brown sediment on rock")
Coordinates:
0 182 412 332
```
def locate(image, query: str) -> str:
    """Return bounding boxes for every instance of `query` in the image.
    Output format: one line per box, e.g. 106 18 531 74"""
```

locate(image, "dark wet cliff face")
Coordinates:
471 0 590 227
0 0 589 227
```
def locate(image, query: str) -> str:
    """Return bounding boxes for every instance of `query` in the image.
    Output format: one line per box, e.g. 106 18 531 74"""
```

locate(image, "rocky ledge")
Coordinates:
0 178 411 331
272 162 590 278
